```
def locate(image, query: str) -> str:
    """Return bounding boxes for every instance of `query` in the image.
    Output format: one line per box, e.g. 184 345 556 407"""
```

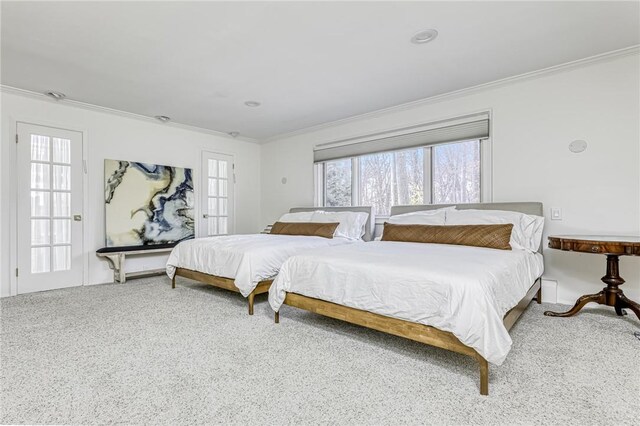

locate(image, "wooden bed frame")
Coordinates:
171 206 374 315
172 267 273 315
276 279 540 395
274 202 544 395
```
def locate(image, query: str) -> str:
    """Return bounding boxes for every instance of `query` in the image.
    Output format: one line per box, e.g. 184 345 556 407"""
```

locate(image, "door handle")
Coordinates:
73 214 82 221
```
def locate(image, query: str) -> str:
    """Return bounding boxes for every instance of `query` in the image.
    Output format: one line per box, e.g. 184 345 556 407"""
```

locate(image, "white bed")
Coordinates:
269 202 545 395
269 241 543 365
167 233 358 296
166 206 373 314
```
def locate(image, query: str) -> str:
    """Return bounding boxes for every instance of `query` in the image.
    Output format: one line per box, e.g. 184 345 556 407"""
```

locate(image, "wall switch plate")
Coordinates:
550 207 562 220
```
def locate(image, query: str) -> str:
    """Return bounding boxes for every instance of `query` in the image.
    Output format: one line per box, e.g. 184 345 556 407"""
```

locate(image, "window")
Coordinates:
29 134 73 273
433 140 480 204
359 148 424 215
316 139 485 216
324 158 351 207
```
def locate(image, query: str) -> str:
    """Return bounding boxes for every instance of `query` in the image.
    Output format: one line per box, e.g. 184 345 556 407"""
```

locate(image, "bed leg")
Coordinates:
478 356 489 396
172 274 176 289
274 311 279 324
248 292 255 315
536 280 542 304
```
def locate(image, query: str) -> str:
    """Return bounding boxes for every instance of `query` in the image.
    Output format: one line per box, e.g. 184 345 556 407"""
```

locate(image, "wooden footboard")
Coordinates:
277 278 542 395
172 267 273 315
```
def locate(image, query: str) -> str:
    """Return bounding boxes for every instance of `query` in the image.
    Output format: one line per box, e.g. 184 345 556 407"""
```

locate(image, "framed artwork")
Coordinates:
104 159 194 247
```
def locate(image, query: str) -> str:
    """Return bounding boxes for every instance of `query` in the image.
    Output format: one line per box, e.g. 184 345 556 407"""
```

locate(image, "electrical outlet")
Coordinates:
550 207 562 221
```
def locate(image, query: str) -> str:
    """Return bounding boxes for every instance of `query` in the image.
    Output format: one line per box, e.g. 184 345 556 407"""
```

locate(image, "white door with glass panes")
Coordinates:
201 152 234 236
16 123 84 293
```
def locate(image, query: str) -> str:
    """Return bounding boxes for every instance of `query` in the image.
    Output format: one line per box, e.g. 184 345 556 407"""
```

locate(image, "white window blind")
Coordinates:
313 114 490 163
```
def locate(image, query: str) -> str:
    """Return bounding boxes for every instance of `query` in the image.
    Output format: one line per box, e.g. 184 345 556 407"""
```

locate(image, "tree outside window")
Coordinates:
359 149 423 216
433 140 480 204
324 158 351 207
321 140 481 215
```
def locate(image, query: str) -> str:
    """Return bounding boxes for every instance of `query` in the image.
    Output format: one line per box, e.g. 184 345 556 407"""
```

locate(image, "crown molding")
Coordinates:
262 45 640 144
0 85 260 144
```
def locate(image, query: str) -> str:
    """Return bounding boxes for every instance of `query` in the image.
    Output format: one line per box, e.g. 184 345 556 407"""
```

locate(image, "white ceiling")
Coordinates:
2 1 639 140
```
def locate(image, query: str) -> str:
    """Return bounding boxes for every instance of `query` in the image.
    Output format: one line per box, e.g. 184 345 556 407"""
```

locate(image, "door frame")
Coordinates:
199 150 235 237
8 116 89 296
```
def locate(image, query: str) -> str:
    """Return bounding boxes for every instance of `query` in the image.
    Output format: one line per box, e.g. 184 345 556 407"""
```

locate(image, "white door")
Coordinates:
16 123 84 293
200 152 234 236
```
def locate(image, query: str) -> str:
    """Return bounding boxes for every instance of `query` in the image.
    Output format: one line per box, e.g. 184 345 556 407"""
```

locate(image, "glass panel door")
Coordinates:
17 123 83 294
201 152 234 236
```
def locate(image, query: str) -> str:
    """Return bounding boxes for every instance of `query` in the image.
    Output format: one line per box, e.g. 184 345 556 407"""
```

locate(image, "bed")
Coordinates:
269 202 544 395
166 206 373 315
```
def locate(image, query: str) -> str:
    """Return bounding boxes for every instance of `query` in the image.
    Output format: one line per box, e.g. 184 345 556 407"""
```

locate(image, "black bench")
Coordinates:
96 243 178 283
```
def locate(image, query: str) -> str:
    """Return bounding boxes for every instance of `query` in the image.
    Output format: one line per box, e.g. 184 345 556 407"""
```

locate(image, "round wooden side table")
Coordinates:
544 235 640 320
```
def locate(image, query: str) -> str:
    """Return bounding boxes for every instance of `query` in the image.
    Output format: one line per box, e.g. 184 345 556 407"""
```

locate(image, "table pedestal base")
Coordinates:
544 254 640 320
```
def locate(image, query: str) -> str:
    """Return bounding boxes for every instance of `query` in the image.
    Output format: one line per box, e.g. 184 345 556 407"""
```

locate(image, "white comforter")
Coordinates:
269 241 543 365
166 234 356 296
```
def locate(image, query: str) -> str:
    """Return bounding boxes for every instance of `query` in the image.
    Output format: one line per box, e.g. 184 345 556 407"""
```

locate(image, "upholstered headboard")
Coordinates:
288 206 374 241
390 202 544 253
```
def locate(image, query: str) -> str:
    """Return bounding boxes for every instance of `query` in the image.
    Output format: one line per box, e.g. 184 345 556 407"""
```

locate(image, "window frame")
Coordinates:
315 138 492 220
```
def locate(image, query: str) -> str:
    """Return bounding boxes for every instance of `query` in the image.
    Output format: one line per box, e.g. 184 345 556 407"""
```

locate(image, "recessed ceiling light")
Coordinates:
154 115 171 123
411 29 438 44
228 131 240 138
244 101 261 107
45 91 66 100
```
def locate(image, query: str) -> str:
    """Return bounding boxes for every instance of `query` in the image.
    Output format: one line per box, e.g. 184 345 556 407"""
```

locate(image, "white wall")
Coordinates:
3 52 639 304
261 52 640 305
1 91 262 296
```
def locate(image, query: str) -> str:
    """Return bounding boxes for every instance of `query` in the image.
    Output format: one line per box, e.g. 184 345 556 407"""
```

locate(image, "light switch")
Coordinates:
550 207 562 220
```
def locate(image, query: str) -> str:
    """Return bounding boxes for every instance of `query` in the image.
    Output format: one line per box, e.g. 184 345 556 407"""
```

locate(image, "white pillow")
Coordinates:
388 211 446 225
445 209 544 252
311 211 369 240
387 206 455 225
278 211 316 222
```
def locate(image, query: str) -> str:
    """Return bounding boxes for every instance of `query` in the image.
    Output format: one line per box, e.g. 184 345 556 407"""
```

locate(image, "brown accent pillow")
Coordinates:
270 222 339 239
381 223 513 250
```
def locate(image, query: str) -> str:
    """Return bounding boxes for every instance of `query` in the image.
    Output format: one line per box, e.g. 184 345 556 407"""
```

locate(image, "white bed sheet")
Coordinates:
269 241 543 365
166 234 356 296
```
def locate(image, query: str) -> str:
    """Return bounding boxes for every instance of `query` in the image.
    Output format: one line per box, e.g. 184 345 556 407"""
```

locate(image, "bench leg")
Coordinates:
104 253 125 284
114 253 126 283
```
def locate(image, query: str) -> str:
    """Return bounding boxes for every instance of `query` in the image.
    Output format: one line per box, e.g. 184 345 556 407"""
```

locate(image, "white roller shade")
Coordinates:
314 115 490 163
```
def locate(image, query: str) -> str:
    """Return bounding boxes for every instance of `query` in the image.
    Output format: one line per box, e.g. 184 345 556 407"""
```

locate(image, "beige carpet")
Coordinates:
1 277 638 425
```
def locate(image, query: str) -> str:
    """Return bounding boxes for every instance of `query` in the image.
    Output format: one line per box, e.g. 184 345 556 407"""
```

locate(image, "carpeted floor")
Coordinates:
1 277 638 425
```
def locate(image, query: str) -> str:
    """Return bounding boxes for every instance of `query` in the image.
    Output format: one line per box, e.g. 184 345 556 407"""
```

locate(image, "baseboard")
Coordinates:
541 279 558 304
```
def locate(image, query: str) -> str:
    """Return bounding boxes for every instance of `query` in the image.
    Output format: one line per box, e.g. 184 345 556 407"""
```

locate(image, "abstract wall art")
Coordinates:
104 159 195 247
